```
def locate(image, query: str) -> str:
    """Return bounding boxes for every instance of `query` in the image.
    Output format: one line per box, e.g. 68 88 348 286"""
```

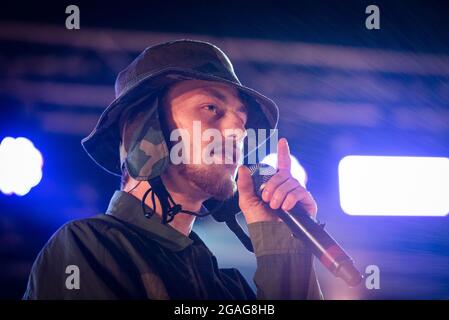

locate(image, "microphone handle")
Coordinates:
278 204 363 287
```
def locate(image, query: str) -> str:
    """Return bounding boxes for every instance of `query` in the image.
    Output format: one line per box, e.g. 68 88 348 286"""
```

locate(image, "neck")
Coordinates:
124 168 209 236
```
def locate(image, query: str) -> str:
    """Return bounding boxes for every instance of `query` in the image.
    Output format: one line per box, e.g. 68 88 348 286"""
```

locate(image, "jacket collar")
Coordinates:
106 190 201 252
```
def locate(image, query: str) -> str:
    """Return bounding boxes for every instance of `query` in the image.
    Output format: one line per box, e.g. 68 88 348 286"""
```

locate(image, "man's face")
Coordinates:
163 80 248 200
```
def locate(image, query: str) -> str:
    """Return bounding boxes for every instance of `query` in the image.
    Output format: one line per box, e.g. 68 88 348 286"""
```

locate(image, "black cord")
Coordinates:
127 181 142 194
141 187 155 219
139 177 254 253
140 177 223 223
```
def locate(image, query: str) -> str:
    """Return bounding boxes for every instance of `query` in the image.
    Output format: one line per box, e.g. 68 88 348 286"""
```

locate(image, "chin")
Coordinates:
178 163 236 201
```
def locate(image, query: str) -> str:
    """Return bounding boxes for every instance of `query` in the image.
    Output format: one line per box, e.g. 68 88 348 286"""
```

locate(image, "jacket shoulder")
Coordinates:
48 214 125 242
23 214 131 299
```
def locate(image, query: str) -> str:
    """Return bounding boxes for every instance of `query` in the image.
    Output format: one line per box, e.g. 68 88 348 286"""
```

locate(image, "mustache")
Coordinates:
208 143 242 164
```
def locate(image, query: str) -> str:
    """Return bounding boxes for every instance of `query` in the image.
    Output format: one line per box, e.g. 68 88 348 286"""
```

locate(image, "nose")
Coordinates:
221 111 247 142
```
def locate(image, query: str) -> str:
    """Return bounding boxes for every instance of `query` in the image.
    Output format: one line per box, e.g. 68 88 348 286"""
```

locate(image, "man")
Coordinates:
23 40 323 299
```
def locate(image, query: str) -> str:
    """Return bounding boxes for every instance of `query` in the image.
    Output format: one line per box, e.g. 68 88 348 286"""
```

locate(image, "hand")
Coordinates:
237 138 318 225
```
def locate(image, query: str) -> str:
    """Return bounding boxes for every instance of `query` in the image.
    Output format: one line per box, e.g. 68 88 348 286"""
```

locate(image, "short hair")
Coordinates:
120 163 129 190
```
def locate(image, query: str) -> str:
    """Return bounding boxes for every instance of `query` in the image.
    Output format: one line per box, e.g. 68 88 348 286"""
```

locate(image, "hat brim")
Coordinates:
81 67 279 176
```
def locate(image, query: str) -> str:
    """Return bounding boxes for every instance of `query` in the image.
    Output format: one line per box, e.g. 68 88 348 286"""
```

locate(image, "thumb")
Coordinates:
237 166 258 202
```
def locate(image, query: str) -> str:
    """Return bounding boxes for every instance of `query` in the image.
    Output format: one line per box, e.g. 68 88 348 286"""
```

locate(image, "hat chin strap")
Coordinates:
141 176 211 224
142 176 254 253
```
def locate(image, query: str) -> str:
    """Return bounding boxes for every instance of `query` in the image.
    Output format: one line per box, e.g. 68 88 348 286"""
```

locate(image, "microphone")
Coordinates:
249 163 363 287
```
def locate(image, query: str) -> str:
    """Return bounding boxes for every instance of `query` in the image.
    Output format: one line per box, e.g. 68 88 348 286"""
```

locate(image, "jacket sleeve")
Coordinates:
247 221 324 300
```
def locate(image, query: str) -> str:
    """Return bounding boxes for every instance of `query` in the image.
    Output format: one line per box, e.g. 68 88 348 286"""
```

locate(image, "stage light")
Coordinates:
338 156 449 216
261 153 308 187
0 137 43 196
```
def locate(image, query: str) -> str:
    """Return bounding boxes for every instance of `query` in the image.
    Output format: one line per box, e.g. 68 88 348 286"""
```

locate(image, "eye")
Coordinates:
203 104 219 114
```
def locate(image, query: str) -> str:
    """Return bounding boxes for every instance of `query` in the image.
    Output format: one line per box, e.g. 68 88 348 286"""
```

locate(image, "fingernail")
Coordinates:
262 189 269 201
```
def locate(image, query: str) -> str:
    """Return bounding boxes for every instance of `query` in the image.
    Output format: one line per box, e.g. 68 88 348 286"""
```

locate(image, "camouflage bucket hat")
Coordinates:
81 39 279 180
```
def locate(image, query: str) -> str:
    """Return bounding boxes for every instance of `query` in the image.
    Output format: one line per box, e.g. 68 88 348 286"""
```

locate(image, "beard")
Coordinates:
178 163 237 201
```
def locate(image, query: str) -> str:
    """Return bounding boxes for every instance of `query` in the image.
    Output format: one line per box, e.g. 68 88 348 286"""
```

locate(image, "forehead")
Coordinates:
166 79 242 103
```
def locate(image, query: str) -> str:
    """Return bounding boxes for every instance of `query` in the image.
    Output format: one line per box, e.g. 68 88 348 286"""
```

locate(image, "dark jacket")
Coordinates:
23 191 322 299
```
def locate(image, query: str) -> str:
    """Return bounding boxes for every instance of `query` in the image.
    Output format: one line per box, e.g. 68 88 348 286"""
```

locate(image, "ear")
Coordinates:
120 162 130 190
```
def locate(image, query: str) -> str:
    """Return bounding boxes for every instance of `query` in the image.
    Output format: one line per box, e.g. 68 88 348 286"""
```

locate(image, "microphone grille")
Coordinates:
247 163 277 197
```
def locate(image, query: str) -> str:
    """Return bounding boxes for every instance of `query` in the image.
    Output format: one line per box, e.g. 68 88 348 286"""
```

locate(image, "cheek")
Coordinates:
177 122 216 157
172 108 214 132
170 109 220 155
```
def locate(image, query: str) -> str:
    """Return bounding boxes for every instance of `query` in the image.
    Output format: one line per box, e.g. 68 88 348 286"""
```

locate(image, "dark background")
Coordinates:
1 0 449 299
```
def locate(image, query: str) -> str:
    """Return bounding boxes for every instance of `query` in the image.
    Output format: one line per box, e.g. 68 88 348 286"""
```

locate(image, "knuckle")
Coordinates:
276 171 290 180
272 191 283 202
292 179 305 190
285 193 297 205
262 185 271 194
269 201 278 209
287 178 300 189
265 178 277 189
266 174 288 190
292 187 306 198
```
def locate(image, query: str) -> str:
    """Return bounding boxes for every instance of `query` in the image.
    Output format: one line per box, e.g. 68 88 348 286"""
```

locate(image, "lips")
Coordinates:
210 148 240 164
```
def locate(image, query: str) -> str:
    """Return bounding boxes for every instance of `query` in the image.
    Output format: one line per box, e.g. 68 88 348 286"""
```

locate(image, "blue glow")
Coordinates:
338 156 449 216
261 153 308 187
0 137 43 196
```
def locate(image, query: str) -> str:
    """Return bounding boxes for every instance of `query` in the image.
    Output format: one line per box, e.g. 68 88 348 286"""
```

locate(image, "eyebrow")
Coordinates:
200 87 227 102
199 87 248 114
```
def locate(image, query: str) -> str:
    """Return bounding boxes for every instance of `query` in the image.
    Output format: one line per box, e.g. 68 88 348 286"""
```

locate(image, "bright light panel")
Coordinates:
0 137 43 196
261 153 308 188
338 156 449 216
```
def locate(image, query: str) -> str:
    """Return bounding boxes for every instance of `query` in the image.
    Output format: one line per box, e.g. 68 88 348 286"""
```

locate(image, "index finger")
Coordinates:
277 138 291 171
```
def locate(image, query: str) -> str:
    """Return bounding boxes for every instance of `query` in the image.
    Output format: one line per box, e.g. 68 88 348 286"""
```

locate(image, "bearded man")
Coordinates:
23 40 322 300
